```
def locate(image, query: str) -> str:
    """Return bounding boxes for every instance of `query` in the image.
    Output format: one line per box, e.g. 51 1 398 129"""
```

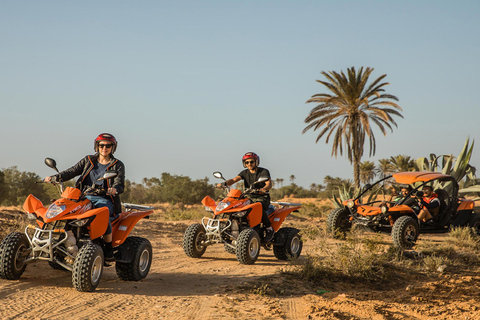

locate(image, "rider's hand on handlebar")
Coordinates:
44 176 52 183
106 187 118 196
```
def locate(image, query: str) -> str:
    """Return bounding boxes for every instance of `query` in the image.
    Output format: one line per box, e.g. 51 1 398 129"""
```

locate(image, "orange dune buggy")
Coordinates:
327 171 479 249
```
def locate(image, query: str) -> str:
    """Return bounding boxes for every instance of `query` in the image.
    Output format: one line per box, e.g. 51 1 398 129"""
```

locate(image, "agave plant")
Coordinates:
415 137 476 193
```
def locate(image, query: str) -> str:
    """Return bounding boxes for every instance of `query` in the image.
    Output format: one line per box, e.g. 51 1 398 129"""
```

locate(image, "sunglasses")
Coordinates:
99 144 113 149
245 161 255 165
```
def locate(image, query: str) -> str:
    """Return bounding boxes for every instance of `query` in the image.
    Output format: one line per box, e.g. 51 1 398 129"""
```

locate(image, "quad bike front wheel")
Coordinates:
273 227 303 260
0 232 31 280
183 223 207 258
392 216 419 249
236 228 260 265
72 243 104 292
326 208 352 238
116 237 152 281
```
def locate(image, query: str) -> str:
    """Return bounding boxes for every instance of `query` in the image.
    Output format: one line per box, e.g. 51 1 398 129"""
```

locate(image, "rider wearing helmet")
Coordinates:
44 133 125 261
216 152 275 242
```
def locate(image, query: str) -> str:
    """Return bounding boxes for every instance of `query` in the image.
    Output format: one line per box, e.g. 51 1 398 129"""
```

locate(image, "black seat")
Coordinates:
433 188 449 222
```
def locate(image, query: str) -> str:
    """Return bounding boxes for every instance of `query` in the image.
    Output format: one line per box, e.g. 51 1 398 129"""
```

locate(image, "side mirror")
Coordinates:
213 171 224 180
97 171 118 181
45 158 60 173
257 177 268 183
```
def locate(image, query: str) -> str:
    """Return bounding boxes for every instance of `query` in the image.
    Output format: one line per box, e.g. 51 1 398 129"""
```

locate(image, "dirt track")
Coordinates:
1 216 480 320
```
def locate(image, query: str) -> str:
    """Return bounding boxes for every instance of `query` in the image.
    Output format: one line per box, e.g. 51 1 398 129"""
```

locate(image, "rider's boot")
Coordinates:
264 226 275 243
104 241 115 262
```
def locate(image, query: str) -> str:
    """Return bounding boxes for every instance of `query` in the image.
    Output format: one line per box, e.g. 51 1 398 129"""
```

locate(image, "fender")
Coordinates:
111 210 152 246
269 206 301 231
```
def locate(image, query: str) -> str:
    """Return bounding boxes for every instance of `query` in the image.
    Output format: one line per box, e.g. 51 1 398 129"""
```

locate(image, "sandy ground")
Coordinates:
1 206 480 320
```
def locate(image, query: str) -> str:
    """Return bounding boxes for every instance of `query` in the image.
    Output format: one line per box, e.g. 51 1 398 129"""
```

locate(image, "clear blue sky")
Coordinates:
1 1 479 188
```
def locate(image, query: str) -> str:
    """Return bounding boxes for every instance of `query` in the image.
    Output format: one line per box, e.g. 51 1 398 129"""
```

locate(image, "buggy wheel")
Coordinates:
183 223 207 258
469 213 480 235
273 228 303 260
392 216 419 249
0 232 31 280
326 208 351 238
72 243 104 292
116 237 152 281
236 229 260 265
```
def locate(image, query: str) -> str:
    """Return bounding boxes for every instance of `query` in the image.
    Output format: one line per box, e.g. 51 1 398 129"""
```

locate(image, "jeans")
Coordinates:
86 195 116 234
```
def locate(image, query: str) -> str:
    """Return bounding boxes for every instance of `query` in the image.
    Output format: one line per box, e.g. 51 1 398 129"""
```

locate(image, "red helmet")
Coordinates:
242 152 259 167
94 133 117 153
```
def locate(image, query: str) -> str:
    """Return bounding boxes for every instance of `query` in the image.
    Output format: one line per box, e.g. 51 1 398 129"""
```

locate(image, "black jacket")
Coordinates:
53 154 125 214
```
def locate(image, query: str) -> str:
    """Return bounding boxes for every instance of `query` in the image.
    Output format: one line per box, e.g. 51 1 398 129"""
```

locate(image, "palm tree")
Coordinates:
303 66 403 189
279 178 284 187
289 175 296 185
389 154 415 172
376 158 394 178
359 161 376 184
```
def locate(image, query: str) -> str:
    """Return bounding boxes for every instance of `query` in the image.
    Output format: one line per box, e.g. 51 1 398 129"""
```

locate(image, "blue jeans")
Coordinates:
86 196 116 234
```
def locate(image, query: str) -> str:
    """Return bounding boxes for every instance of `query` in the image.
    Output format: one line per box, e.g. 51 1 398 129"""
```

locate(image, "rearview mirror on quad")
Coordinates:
44 158 59 173
213 172 224 180
97 171 118 181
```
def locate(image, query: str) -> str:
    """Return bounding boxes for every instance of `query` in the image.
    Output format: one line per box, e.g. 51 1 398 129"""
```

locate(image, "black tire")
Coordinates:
0 232 31 280
326 208 351 238
183 223 207 258
469 213 480 234
392 216 419 249
273 228 303 260
72 243 104 292
224 242 236 254
115 237 152 281
236 229 260 265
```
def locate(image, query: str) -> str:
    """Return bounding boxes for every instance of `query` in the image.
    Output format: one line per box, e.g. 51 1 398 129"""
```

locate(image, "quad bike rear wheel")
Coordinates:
72 243 104 292
183 223 207 258
273 227 303 260
326 208 352 238
236 228 260 265
116 237 152 281
0 232 31 280
392 216 419 249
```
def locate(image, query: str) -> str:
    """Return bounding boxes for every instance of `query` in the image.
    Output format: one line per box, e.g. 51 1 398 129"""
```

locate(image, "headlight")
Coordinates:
347 200 355 208
381 205 388 214
216 201 230 212
46 204 66 219
69 218 90 227
233 210 249 218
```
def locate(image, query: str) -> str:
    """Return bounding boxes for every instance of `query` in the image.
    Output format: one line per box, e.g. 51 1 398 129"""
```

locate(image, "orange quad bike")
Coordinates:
183 171 303 265
0 158 154 292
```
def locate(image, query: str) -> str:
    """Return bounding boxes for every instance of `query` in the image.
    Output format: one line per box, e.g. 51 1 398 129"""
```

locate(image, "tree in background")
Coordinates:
359 161 376 184
389 154 415 172
290 175 296 185
0 166 50 205
303 66 403 190
376 158 394 178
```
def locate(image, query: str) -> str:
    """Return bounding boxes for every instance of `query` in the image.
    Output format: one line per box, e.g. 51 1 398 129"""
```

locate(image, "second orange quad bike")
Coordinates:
183 171 303 265
0 158 154 292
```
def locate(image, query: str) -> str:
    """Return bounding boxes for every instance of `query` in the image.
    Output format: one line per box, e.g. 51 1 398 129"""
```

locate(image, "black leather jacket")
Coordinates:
52 154 125 214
